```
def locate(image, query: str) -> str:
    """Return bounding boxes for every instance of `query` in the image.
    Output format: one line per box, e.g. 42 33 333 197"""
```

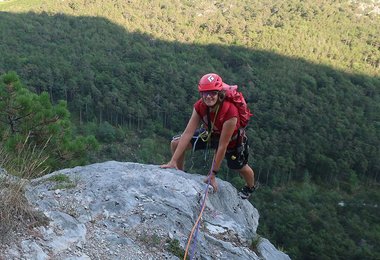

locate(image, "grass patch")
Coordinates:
47 174 71 182
166 238 187 259
136 231 187 259
250 235 263 255
46 173 77 190
0 136 51 242
0 179 50 243
0 135 50 179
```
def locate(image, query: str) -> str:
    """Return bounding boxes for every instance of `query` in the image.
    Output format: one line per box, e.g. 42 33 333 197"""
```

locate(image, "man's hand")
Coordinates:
160 160 178 170
204 175 218 192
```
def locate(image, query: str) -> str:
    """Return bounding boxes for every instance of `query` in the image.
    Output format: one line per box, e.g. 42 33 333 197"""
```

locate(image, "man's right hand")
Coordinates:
160 160 178 170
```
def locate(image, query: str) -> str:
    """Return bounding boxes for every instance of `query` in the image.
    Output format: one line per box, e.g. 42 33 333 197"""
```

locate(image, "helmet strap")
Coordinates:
218 91 226 102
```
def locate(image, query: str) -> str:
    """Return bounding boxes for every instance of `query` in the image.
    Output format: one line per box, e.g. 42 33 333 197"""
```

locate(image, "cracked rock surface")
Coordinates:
0 161 290 260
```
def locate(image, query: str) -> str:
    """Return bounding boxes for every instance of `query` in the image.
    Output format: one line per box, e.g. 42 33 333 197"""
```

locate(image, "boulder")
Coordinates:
1 161 290 259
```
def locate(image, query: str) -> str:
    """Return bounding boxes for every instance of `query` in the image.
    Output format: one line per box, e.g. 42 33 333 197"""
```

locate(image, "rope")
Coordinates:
184 104 220 259
190 103 219 171
183 157 216 260
189 129 210 172
189 160 215 259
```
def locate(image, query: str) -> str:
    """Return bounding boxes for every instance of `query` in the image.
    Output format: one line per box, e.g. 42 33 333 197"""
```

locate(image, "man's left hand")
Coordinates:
204 175 218 192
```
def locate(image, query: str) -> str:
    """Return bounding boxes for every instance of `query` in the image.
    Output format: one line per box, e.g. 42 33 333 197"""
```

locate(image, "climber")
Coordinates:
160 73 257 199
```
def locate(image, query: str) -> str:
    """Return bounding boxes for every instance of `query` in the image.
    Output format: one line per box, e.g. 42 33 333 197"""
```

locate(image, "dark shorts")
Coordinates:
189 128 249 170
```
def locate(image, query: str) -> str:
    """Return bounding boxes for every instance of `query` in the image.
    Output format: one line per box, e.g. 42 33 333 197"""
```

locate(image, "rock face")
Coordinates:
1 161 290 260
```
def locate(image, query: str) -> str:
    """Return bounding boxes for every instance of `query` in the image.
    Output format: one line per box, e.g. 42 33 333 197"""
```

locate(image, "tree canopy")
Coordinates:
1 2 378 184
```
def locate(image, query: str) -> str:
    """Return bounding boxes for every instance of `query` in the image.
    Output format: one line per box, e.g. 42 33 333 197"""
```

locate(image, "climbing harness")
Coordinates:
189 104 220 169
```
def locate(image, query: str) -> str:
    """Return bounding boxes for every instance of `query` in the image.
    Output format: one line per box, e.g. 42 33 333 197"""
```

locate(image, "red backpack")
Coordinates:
222 84 253 128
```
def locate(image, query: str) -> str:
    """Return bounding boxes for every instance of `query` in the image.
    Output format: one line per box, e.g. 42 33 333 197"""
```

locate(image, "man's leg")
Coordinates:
238 164 255 188
237 164 257 199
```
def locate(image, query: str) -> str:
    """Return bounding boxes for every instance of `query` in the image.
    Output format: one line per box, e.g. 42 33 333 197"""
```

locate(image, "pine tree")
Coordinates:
0 72 98 172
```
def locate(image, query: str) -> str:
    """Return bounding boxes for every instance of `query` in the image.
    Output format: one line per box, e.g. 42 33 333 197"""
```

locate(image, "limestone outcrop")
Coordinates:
1 161 290 259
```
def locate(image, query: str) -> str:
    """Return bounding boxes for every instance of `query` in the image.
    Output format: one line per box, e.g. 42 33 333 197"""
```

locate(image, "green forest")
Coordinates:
1 0 379 259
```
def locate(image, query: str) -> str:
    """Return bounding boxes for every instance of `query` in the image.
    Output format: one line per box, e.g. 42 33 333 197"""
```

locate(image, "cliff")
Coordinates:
1 161 290 259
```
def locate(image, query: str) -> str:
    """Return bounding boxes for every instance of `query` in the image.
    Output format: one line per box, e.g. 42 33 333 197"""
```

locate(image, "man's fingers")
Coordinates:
211 181 218 192
160 163 177 169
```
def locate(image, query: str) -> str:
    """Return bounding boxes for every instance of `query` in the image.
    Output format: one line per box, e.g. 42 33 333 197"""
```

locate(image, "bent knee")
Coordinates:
170 139 178 152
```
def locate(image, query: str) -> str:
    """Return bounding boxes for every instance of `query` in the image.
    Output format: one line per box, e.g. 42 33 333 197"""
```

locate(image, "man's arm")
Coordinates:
206 117 237 192
172 108 200 161
161 108 200 169
213 116 237 172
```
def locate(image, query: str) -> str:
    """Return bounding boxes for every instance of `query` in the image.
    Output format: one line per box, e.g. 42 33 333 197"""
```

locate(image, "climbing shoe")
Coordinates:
239 185 257 199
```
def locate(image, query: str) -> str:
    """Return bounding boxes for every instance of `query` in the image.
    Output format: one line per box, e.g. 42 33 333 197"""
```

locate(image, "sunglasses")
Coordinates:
201 91 219 97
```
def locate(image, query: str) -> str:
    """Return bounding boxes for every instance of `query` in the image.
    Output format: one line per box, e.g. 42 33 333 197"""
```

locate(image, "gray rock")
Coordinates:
1 161 290 259
0 166 20 184
258 238 289 260
21 240 49 260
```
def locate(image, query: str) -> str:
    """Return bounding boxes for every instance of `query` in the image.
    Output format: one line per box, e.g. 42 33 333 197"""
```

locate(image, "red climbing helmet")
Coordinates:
198 73 224 92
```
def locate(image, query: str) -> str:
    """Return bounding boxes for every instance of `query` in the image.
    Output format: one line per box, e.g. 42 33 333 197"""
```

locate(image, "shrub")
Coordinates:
0 140 50 242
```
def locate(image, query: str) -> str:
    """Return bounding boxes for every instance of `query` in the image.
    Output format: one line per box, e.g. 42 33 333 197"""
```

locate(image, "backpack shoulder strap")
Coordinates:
206 107 211 133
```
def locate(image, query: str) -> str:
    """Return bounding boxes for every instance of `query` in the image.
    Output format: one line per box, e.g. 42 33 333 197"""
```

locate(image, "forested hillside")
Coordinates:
1 0 379 259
